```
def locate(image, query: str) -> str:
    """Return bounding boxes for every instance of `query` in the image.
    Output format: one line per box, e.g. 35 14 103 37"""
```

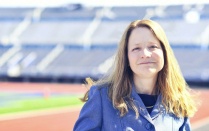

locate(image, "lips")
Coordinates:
138 62 155 65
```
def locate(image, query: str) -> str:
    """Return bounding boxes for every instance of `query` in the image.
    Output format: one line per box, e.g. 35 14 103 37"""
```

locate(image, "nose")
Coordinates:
140 48 151 58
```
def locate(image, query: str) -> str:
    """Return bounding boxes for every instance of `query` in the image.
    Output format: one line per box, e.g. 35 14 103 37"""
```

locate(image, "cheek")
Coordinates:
157 52 164 67
128 53 137 65
152 50 164 63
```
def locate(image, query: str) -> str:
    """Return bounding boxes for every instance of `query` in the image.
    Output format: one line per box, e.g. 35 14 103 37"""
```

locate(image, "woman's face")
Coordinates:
128 27 164 79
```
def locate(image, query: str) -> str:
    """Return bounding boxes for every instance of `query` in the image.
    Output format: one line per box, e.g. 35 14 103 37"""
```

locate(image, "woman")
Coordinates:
73 19 198 131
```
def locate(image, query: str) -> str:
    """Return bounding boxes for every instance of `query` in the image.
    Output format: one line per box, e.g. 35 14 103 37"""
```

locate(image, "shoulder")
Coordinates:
88 83 109 98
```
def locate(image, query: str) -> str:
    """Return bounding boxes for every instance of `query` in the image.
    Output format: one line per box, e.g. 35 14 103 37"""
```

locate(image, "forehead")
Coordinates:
128 27 159 45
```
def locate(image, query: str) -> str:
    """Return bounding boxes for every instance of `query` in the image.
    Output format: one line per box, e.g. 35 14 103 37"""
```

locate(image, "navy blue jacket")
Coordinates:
74 85 191 131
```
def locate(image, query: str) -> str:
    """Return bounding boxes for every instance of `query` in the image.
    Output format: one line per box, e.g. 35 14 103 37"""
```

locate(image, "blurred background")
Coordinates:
0 0 209 131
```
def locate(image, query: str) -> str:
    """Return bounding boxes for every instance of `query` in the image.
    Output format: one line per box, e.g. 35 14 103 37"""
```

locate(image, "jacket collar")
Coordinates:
131 83 164 124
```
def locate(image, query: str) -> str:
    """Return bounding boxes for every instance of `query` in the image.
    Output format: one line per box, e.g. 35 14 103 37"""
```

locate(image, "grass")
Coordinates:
0 95 83 115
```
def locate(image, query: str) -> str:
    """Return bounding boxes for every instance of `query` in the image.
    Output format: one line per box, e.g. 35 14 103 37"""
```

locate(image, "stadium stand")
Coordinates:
40 5 98 21
0 8 34 21
0 4 208 85
19 21 92 44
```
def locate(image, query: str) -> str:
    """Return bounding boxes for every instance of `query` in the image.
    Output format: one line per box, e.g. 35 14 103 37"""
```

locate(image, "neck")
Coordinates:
133 76 157 95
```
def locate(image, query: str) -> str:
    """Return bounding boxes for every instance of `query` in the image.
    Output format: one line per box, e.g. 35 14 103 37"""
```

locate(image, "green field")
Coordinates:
0 94 83 114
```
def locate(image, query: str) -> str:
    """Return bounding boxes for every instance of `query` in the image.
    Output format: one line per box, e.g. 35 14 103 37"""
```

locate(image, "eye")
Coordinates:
132 47 140 51
149 45 158 48
148 45 159 50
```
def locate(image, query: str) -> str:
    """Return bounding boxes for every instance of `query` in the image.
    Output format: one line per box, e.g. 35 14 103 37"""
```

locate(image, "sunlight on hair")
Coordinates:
80 77 95 102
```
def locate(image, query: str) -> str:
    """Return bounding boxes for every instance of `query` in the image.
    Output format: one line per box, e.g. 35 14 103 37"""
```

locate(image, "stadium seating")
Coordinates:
0 4 208 85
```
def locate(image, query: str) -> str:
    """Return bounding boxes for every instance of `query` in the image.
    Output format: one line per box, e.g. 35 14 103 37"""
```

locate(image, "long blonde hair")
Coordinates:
82 19 198 118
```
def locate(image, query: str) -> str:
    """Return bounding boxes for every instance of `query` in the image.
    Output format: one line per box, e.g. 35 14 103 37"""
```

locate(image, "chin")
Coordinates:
141 68 160 75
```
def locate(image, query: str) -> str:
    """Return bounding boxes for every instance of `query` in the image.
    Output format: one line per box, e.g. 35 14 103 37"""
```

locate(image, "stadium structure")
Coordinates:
0 3 209 86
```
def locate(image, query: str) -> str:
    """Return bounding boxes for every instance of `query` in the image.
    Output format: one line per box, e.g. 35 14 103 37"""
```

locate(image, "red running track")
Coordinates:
0 82 208 131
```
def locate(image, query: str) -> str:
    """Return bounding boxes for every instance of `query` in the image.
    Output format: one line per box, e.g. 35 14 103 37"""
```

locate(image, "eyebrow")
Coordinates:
131 41 159 46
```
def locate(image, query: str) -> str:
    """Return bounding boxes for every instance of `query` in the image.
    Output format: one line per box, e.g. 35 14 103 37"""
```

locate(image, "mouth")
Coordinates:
139 62 155 65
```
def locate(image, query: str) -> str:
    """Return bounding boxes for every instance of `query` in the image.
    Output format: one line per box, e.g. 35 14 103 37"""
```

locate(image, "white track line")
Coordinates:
0 106 82 121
